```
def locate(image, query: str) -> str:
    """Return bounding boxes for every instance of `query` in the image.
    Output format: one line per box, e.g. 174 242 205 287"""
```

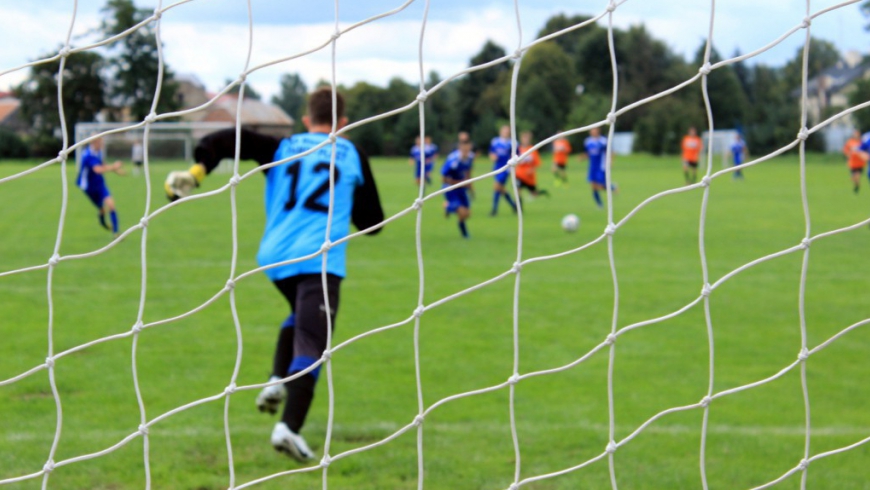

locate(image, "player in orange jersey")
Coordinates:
552 132 572 186
681 127 703 185
517 131 549 199
843 129 867 193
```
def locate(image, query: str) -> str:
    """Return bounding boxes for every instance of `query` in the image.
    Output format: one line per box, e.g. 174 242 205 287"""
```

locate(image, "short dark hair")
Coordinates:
307 87 345 126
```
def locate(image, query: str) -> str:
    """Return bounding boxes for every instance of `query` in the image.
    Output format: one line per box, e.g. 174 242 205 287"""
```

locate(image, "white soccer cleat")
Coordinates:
256 376 286 415
164 170 198 201
271 422 314 462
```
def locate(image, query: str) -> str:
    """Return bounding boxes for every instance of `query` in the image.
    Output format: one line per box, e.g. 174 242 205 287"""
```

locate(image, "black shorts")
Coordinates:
851 167 864 176
518 180 537 192
685 160 698 168
273 274 342 367
554 162 567 169
133 159 143 167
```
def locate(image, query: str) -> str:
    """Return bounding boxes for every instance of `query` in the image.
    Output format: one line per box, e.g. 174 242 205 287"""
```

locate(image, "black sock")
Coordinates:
283 372 317 433
272 326 295 378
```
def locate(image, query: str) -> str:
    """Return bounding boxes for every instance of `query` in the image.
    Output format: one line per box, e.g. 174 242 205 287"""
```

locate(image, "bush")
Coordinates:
0 128 29 159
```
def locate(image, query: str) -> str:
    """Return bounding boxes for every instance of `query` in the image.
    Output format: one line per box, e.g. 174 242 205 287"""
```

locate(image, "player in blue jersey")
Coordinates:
730 133 747 180
165 87 384 462
77 137 125 236
442 138 475 238
488 125 518 216
582 127 609 208
409 136 426 187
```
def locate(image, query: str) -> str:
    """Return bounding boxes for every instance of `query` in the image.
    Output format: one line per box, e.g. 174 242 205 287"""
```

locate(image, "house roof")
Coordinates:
209 94 294 126
796 62 870 97
0 97 20 125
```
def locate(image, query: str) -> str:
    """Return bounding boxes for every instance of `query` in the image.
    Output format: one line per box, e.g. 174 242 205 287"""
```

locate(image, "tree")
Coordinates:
782 37 842 87
456 40 510 141
693 44 749 130
100 0 180 120
15 50 106 156
848 78 870 132
514 42 577 138
272 73 308 132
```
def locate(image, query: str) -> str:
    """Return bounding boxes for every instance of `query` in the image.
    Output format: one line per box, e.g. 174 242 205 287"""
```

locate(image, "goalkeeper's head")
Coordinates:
303 87 347 132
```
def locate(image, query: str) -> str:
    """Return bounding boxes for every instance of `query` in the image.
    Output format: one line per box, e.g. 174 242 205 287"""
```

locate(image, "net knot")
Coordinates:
131 320 144 334
321 350 332 362
327 133 338 144
606 2 617 13
699 63 712 76
512 49 523 60
799 238 811 250
57 148 70 161
606 441 618 454
331 31 341 42
413 414 425 426
224 383 237 395
797 127 809 141
801 17 811 29
225 279 236 291
229 175 241 187
701 283 712 297
413 306 425 319
152 8 162 20
58 46 71 58
139 424 149 436
798 458 810 471
604 223 617 236
508 374 520 385
605 333 617 346
144 112 158 124
507 157 519 167
511 261 523 274
320 454 332 467
508 485 519 490
416 91 429 103
139 216 149 228
700 395 712 408
321 240 332 253
43 460 55 474
606 113 616 125
48 253 61 267
412 198 424 211
798 347 810 362
45 356 55 369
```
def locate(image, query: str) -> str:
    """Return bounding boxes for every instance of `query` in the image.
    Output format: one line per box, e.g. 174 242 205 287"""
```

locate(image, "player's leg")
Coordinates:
851 168 861 193
102 195 119 235
257 277 301 414
683 161 690 185
457 205 470 238
273 274 341 461
499 174 517 212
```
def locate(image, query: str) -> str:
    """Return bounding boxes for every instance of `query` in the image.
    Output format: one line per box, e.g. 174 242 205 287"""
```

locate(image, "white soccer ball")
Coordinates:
561 213 580 232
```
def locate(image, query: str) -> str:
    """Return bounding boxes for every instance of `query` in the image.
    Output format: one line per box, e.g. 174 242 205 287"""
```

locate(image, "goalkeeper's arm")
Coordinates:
165 128 281 201
351 146 385 235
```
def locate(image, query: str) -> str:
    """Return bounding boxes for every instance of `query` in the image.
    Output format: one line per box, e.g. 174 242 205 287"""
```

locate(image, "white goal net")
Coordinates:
2 1 870 489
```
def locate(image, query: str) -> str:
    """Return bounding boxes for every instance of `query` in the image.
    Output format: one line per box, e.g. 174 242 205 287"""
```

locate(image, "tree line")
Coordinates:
6 7 862 159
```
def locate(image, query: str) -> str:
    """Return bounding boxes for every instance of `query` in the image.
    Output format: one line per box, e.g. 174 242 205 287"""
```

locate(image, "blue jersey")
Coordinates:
424 143 438 168
441 149 473 182
858 132 870 153
489 136 513 170
77 146 107 193
258 133 364 281
410 144 422 165
584 136 607 172
731 139 746 165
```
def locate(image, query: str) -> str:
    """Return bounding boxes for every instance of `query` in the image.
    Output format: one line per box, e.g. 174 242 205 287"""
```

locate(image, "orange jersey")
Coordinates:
844 138 865 169
682 135 702 162
553 138 572 165
516 145 541 185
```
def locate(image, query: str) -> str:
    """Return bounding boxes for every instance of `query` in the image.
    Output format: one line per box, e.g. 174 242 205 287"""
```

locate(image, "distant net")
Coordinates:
1 1 869 489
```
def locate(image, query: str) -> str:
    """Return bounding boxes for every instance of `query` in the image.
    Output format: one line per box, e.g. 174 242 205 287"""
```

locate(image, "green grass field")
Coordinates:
1 152 869 490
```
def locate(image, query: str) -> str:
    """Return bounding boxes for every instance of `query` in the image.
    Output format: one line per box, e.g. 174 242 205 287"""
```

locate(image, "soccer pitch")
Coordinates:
1 152 869 489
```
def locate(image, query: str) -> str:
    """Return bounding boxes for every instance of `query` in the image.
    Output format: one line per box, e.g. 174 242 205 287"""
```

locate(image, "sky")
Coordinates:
1 0 869 101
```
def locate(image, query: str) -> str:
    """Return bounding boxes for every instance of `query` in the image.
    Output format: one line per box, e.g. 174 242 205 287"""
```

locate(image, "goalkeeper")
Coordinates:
165 87 384 462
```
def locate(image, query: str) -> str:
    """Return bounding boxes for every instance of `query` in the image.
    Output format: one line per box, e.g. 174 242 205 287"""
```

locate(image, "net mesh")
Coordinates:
1 0 870 489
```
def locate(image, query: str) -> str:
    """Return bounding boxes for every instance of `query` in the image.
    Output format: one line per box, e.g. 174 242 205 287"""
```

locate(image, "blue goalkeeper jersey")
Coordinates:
257 133 364 280
489 136 513 170
584 135 607 172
